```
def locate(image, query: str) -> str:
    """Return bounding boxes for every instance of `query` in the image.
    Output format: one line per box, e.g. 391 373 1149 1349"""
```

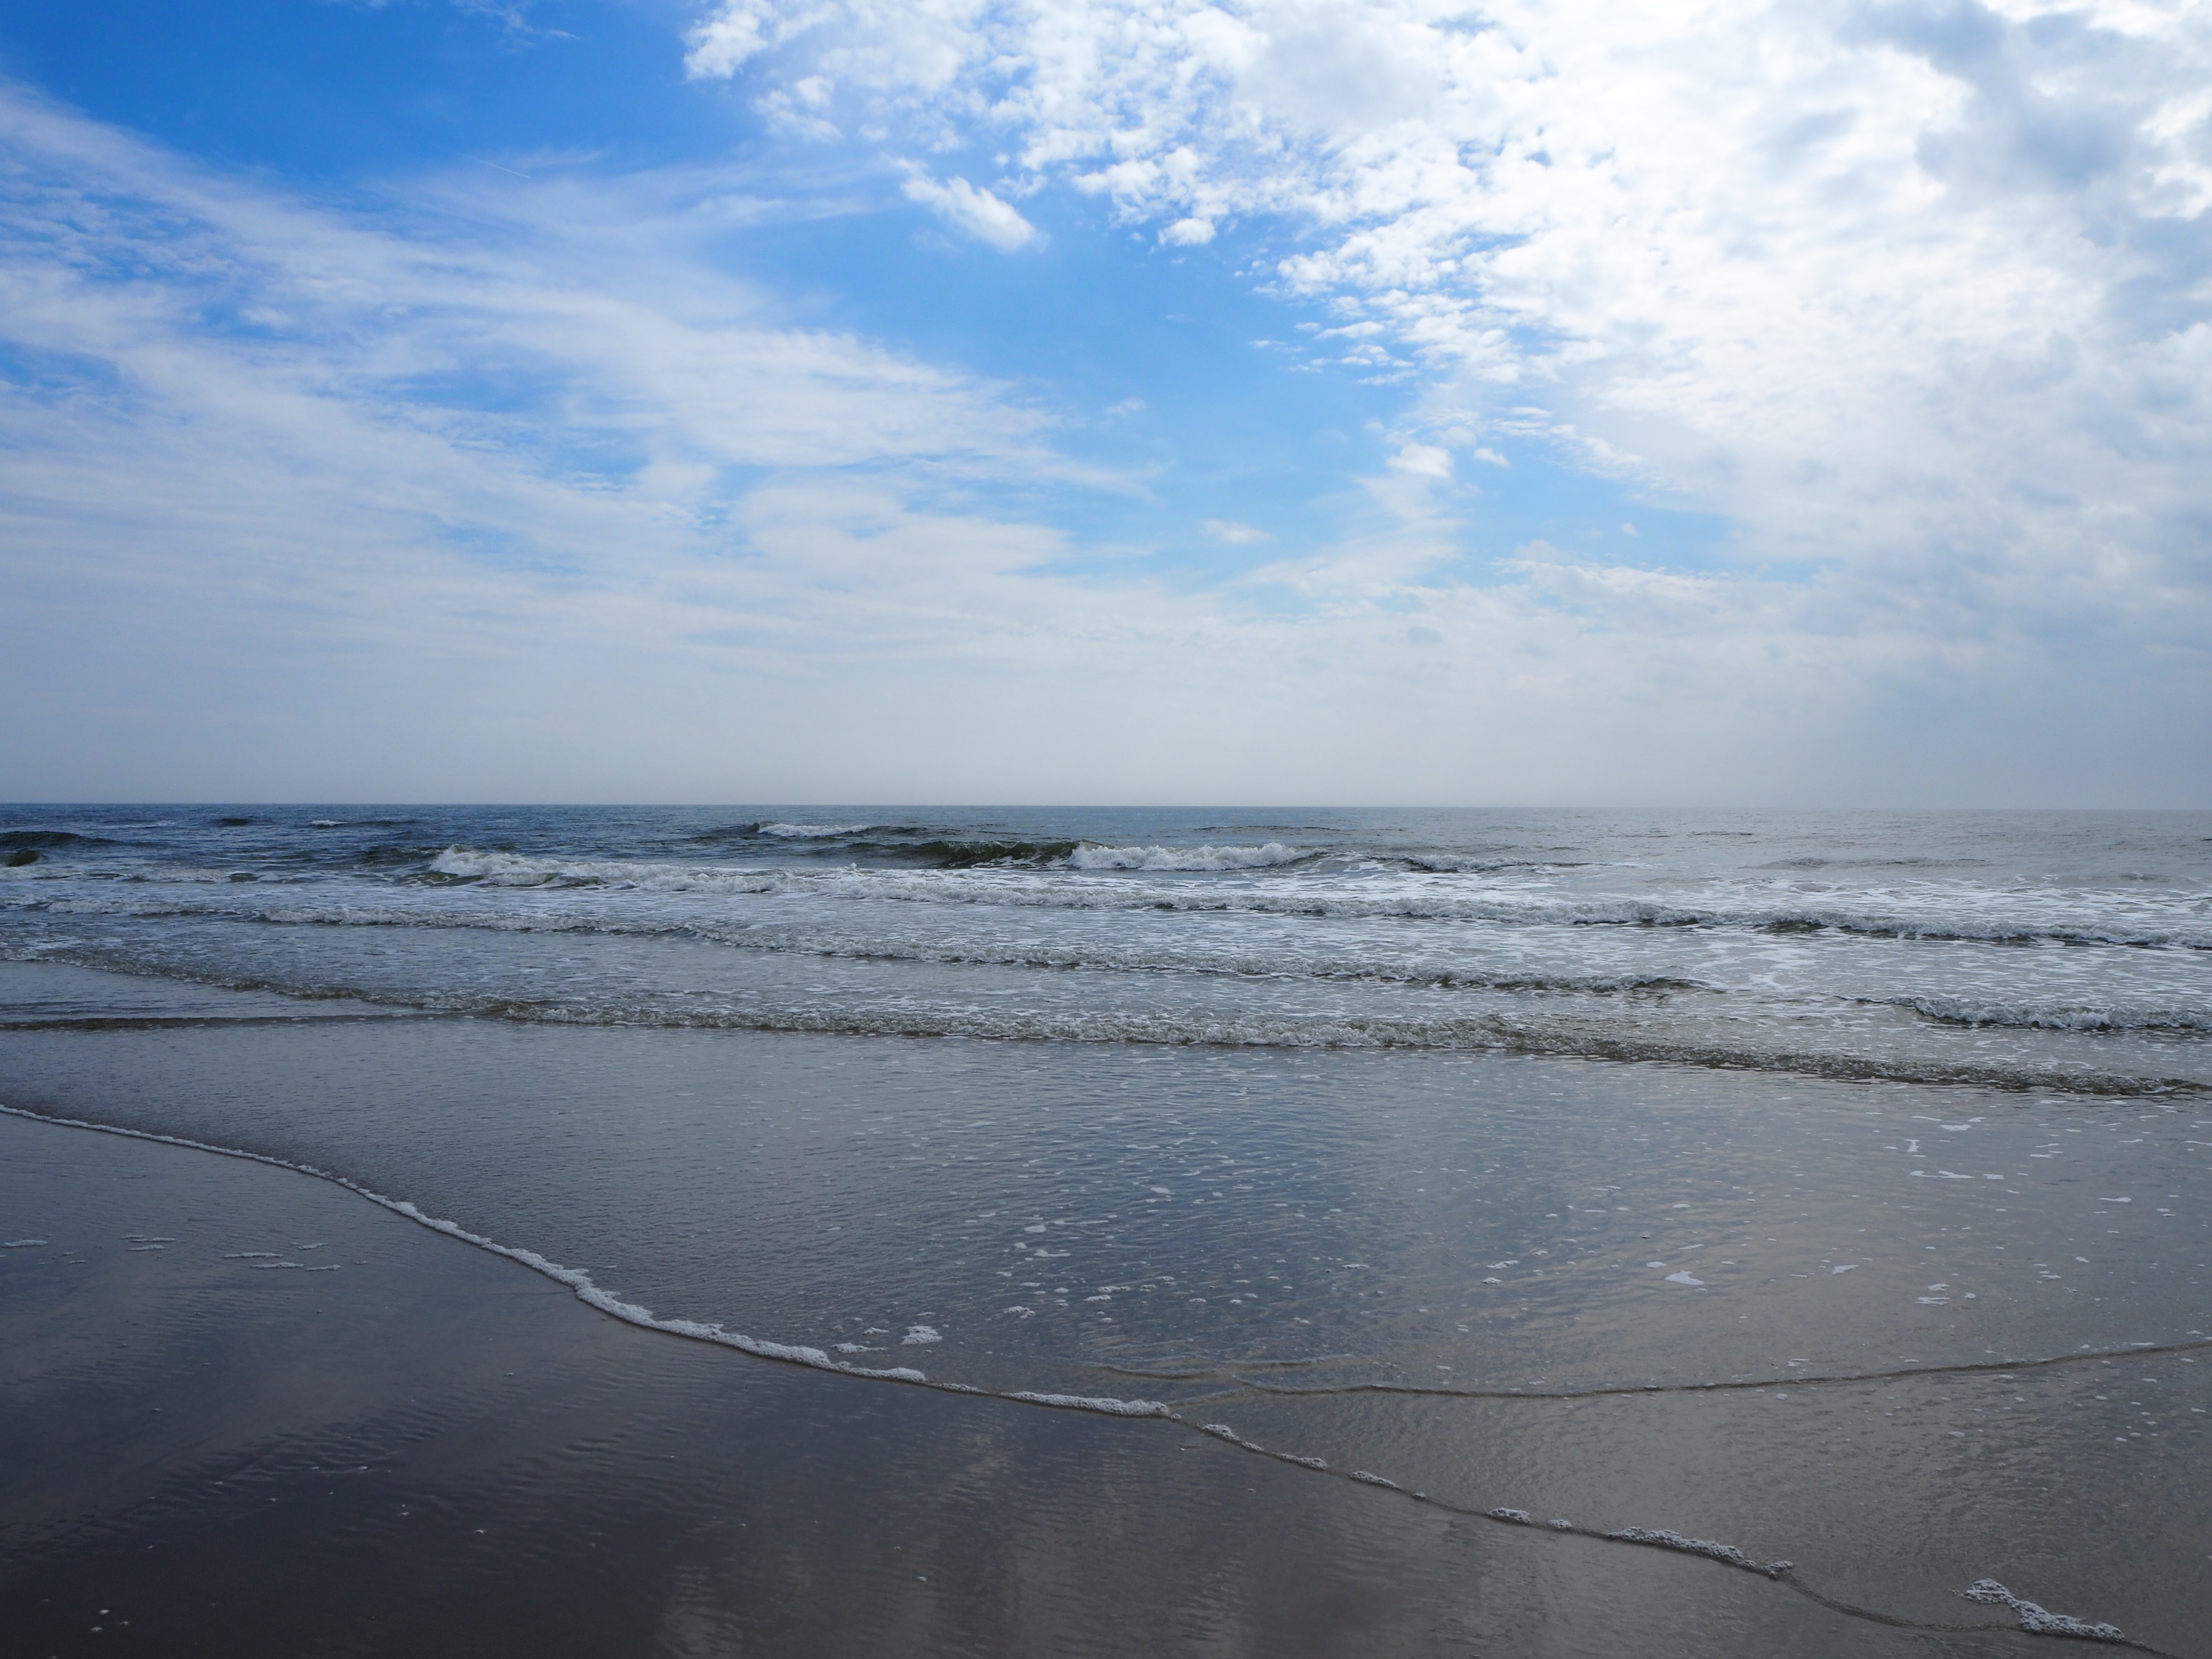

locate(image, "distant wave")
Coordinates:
1396 854 1593 873
0 830 117 849
685 821 925 843
15 846 2212 950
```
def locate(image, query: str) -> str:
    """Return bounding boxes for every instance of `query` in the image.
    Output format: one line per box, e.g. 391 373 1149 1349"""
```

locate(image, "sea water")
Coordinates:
2 806 2208 1646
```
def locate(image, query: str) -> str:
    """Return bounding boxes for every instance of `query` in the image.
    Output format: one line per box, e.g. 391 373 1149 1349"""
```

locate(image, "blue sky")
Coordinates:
1 0 2207 803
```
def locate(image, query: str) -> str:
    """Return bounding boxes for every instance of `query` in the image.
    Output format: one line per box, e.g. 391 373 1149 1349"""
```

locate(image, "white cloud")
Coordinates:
1386 443 1451 480
1161 216 1214 245
898 165 1040 250
1202 518 1271 544
685 0 2212 684
683 0 787 79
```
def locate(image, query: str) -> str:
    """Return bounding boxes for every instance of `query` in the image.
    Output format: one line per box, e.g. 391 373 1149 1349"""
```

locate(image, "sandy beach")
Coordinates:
0 1103 1995 1659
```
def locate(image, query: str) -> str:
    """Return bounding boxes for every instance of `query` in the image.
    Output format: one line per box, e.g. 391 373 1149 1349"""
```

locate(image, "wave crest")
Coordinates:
1067 842 1310 872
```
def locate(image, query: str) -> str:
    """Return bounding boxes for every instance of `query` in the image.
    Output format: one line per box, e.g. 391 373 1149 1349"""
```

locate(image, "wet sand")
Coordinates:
0 1106 2081 1659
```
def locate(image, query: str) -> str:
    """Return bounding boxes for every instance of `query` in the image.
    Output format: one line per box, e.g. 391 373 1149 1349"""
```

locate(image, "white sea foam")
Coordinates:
757 823 874 839
1961 1579 2124 1641
3 1237 48 1247
1066 842 1308 872
1002 1392 1172 1417
1606 1527 1791 1577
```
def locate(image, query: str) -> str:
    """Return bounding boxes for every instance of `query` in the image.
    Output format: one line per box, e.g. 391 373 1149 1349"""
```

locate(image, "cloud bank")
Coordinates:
687 1 2212 600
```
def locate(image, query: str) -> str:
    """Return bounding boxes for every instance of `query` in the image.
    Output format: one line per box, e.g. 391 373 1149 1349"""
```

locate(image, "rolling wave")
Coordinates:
1067 842 1313 871
0 830 119 849
4 893 1722 994
1902 998 2212 1033
400 849 2212 948
10 942 2201 1095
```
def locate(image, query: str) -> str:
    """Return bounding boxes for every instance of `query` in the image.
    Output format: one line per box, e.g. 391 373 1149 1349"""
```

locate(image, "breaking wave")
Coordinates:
1904 998 2212 1033
387 849 2212 947
1067 842 1313 872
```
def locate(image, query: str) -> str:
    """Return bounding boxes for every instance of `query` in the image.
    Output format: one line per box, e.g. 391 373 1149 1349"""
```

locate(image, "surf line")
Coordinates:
1135 1336 2212 1406
1175 1421 2157 1649
0 1100 2160 1651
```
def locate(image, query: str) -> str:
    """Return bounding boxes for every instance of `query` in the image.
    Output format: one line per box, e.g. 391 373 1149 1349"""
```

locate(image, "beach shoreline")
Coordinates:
0 1103 1995 1659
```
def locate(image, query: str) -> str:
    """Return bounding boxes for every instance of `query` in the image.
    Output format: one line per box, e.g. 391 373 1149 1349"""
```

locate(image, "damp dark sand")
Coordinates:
0 1108 2003 1659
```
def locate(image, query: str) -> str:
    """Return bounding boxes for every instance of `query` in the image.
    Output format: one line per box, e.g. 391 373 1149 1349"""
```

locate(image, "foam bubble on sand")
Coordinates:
1606 1527 1792 1578
1962 1580 2124 1641
1489 1508 1534 1524
902 1324 943 1345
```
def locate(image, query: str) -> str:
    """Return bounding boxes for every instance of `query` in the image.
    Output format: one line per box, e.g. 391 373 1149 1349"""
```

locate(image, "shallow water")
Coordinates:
3 805 2210 1650
1 1112 1991 1659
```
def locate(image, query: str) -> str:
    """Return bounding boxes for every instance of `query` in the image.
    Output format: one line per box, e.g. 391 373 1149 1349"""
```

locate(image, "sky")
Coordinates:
1 0 2208 805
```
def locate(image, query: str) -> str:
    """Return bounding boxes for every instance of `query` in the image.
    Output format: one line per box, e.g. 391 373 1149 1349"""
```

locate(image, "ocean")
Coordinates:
3 805 2208 1651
